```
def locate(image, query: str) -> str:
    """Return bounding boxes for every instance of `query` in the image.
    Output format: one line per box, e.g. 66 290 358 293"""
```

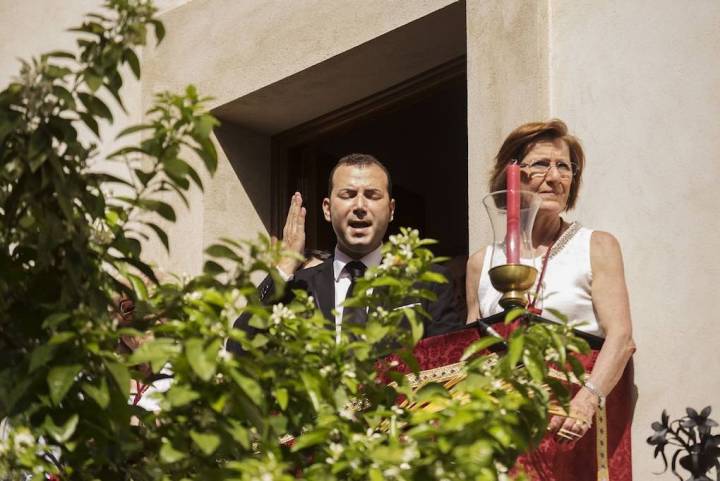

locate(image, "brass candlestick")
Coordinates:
488 264 538 309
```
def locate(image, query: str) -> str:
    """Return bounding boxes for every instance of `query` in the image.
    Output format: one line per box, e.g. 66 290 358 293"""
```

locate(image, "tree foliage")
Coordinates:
0 2 589 480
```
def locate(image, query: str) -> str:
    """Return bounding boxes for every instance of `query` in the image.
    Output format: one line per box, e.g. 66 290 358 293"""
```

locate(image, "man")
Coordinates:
231 153 461 349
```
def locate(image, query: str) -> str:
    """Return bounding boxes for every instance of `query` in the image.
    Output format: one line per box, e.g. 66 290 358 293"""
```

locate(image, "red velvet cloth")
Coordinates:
384 326 633 481
515 349 633 481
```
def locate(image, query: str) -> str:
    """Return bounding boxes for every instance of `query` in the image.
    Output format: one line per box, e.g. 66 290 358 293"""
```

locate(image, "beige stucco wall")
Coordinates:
466 0 550 250
549 0 720 477
468 0 720 478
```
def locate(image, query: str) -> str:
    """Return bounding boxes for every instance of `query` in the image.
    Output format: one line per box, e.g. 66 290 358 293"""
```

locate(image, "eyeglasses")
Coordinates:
516 158 578 179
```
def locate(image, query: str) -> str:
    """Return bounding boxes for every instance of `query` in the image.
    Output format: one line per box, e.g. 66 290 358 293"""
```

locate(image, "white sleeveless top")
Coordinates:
477 222 603 337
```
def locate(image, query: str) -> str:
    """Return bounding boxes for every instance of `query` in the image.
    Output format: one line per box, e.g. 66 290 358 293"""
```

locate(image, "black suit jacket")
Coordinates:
228 257 462 353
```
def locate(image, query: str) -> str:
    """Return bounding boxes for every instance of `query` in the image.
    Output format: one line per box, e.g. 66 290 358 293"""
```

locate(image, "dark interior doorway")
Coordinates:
272 58 468 259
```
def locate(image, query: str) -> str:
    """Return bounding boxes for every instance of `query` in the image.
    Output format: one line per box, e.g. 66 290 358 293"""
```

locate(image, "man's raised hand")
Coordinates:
276 192 306 276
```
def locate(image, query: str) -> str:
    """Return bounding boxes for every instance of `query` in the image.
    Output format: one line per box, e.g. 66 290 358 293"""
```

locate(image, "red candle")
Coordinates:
505 163 520 264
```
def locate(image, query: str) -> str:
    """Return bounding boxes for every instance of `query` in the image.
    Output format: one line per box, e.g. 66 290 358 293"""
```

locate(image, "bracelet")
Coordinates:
583 380 606 409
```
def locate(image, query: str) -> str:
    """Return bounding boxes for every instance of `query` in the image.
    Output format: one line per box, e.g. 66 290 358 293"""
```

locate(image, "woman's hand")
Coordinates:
549 388 599 443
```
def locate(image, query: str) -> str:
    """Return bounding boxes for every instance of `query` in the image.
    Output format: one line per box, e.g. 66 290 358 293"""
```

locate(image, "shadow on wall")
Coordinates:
213 121 273 232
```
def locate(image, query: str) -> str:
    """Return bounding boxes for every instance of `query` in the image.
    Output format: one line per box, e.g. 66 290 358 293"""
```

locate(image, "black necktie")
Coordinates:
344 261 367 324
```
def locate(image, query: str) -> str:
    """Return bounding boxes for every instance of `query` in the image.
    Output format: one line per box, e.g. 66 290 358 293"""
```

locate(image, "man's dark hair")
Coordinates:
327 153 393 198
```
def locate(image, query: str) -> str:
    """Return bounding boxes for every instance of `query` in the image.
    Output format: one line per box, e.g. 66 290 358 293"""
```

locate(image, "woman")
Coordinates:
466 119 636 480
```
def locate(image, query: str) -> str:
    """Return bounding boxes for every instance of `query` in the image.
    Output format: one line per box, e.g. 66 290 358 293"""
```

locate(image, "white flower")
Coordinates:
338 407 355 421
13 430 35 449
270 304 295 325
328 442 344 457
381 253 399 268
383 466 400 477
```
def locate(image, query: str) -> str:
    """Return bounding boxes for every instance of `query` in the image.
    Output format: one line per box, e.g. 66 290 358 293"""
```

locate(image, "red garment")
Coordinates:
515 350 633 481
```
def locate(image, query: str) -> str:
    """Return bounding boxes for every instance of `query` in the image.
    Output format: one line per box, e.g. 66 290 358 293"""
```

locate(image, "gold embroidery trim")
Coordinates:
595 403 610 481
548 221 582 260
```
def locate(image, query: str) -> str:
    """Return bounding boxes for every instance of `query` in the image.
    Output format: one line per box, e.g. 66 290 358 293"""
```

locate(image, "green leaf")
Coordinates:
185 161 204 190
505 307 526 323
129 338 181 372
160 439 186 463
133 169 157 187
224 420 250 449
203 260 225 275
460 336 503 361
193 113 218 139
84 70 103 92
185 338 217 381
369 468 385 481
47 364 82 405
419 270 447 284
139 199 176 222
147 222 170 252
151 20 166 43
42 312 70 329
46 50 76 59
46 65 71 79
109 146 150 159
415 382 450 402
488 424 513 447
81 377 110 408
505 331 525 370
567 355 586 382
78 111 99 137
116 123 153 138
546 307 569 323
52 85 77 109
205 243 240 261
370 276 402 287
43 414 79 443
163 155 190 179
105 360 131 398
123 48 141 79
126 273 148 300
190 431 220 456
230 371 263 405
4 378 32 412
404 307 423 344
523 350 545 382
89 171 133 188
166 385 200 408
29 344 57 372
194 137 217 174
290 429 327 451
273 388 289 410
78 92 113 121
118 256 159 284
